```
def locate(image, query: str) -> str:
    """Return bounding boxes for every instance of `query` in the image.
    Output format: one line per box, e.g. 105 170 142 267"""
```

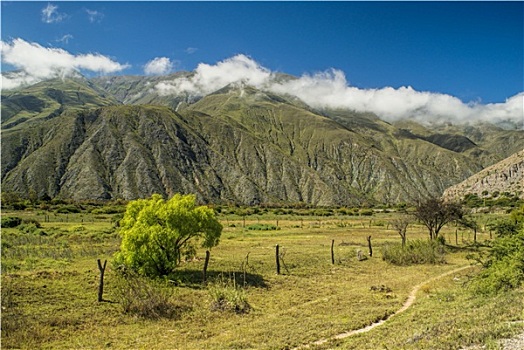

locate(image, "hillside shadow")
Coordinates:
170 269 268 289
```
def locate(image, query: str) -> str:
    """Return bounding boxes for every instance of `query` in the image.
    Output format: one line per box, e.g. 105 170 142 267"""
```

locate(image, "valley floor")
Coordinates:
2 210 522 349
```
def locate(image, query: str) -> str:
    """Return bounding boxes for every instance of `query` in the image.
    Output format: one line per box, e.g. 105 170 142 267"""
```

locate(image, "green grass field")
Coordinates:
1 209 523 349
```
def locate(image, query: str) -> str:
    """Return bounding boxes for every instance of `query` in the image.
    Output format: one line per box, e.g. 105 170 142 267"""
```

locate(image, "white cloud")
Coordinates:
271 71 524 125
41 3 66 23
56 34 74 44
85 9 104 23
156 54 272 96
185 47 198 54
155 55 524 126
144 57 173 75
1 38 130 90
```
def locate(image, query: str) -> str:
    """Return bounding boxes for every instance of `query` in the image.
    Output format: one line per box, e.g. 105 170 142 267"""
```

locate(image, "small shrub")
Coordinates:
360 209 374 216
69 225 86 233
1 217 22 228
208 279 250 314
18 223 39 234
21 218 42 228
382 240 446 266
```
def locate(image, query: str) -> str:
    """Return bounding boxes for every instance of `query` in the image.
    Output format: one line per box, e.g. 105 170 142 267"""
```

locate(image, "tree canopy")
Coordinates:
414 198 463 240
115 194 222 277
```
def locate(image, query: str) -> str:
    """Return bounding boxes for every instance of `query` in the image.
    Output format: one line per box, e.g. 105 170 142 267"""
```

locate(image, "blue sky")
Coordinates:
1 1 523 105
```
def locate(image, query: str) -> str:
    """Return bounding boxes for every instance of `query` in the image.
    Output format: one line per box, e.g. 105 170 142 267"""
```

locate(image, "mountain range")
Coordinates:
2 73 523 206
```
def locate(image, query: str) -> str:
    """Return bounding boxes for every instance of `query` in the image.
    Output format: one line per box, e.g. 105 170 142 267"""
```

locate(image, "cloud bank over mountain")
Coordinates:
155 55 523 125
1 39 521 126
1 38 129 89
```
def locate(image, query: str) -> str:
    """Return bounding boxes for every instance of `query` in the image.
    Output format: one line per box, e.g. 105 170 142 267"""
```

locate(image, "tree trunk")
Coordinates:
97 259 107 302
203 250 210 283
275 244 281 275
367 236 373 257
331 239 335 264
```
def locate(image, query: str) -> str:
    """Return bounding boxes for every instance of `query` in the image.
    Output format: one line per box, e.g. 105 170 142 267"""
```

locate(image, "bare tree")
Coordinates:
459 216 479 243
414 198 463 240
391 215 411 247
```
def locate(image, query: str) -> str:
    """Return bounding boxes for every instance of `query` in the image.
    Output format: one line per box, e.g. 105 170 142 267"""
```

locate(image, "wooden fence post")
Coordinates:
367 236 373 257
331 239 335 264
203 250 210 283
97 259 107 302
275 244 281 275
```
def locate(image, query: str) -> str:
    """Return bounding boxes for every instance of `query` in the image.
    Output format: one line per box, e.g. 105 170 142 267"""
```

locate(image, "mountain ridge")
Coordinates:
2 75 523 205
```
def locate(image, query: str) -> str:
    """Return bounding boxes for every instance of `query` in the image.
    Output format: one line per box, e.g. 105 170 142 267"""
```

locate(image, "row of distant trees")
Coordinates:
114 195 494 278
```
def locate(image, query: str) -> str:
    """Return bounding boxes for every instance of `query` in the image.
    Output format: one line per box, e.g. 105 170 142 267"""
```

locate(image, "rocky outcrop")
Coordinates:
443 150 524 200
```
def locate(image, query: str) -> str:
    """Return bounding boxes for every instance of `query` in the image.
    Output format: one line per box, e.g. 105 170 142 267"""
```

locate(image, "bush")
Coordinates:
469 230 524 295
246 223 279 231
488 219 520 237
21 218 41 228
360 209 374 216
91 206 126 214
55 205 81 214
19 223 35 233
1 217 22 228
112 271 177 319
18 223 47 236
12 202 27 211
382 240 446 266
208 279 250 314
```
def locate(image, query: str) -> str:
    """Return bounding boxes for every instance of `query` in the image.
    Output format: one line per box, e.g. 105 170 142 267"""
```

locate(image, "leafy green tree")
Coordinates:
115 194 222 277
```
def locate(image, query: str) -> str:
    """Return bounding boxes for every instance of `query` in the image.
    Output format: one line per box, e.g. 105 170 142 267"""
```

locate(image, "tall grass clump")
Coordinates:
112 270 177 319
208 278 250 314
382 240 446 265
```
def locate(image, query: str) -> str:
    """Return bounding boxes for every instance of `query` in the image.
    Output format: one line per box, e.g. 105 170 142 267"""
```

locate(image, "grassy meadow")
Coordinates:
1 207 523 349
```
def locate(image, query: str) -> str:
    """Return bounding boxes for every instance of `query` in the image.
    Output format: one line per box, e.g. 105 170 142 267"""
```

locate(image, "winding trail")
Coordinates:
295 265 474 349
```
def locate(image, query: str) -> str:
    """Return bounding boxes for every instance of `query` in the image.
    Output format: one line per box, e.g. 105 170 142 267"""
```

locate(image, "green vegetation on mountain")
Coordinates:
2 75 523 205
1 77 118 130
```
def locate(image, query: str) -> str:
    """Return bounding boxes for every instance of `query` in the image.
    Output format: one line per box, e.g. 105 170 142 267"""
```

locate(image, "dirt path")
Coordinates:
295 265 474 349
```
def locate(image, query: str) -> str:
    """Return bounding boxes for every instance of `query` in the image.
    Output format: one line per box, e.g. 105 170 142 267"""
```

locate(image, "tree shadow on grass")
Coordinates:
169 269 268 289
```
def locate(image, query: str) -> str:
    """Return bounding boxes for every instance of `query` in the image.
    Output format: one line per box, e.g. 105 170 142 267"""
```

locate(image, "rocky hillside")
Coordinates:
443 150 524 201
2 76 523 205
